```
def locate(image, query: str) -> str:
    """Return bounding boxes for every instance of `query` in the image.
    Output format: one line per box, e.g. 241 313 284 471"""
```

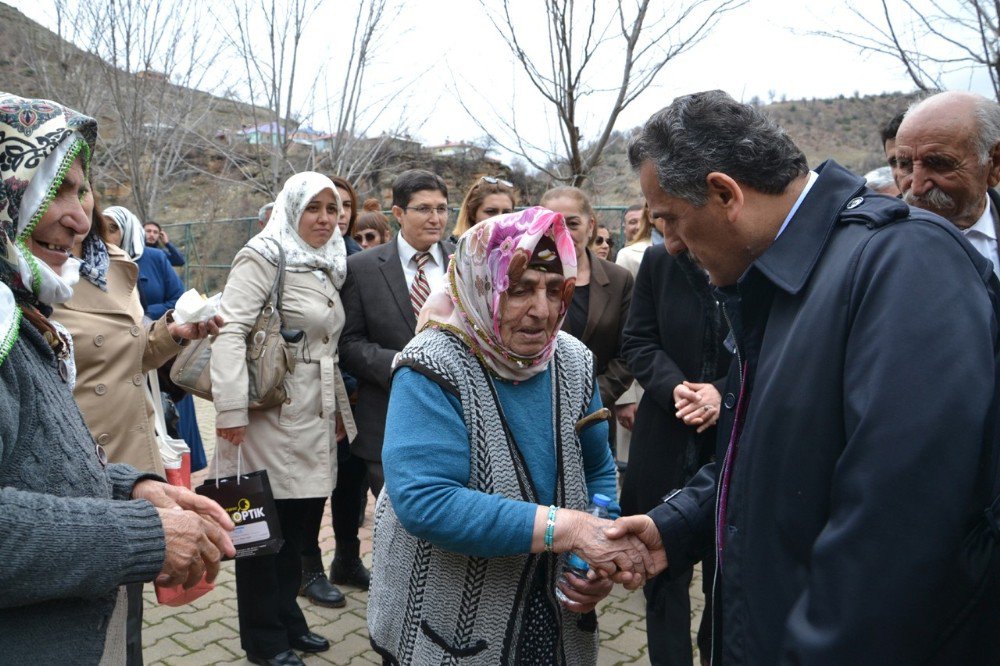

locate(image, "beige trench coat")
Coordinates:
52 245 181 475
211 247 353 500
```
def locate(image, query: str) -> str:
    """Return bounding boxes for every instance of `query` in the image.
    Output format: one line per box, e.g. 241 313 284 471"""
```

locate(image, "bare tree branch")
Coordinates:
474 0 746 186
816 0 1000 101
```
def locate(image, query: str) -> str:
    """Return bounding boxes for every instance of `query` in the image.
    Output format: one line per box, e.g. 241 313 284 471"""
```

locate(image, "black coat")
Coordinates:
651 161 1000 664
619 246 729 516
339 238 454 462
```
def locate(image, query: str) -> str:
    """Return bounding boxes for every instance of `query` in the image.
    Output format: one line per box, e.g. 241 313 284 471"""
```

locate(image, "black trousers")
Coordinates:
643 565 694 666
301 438 369 557
236 497 325 657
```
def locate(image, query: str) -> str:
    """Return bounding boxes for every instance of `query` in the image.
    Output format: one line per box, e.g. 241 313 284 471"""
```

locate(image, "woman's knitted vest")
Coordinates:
368 329 600 665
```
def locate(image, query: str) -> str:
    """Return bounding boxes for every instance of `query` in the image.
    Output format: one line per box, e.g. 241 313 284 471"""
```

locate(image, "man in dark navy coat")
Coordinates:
608 90 1000 664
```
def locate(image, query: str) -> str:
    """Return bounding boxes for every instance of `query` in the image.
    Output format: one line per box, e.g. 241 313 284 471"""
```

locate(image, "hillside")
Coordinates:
587 91 919 205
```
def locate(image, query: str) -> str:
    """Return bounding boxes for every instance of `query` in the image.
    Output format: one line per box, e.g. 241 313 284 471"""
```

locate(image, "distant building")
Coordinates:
425 140 487 160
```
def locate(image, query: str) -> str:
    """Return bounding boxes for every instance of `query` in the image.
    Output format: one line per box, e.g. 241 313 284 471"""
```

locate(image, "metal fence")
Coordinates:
162 205 635 294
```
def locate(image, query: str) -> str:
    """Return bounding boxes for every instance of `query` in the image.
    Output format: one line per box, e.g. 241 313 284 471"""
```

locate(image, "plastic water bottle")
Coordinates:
555 494 612 605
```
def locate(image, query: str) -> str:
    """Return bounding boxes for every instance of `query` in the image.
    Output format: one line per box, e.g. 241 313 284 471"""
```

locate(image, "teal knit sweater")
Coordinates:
0 322 165 663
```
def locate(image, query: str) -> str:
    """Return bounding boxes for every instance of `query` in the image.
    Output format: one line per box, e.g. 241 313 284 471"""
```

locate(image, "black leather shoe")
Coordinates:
246 649 305 666
298 569 346 608
289 632 330 653
330 556 371 591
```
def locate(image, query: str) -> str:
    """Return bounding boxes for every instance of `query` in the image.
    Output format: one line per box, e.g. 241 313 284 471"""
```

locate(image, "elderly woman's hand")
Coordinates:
534 507 658 578
556 572 613 613
167 314 224 341
132 479 235 535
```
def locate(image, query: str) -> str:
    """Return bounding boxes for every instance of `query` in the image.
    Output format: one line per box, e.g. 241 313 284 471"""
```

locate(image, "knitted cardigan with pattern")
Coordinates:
0 321 165 663
368 329 599 666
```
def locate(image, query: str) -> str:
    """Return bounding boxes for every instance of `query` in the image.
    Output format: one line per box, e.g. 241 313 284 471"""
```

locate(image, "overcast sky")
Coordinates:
12 0 990 165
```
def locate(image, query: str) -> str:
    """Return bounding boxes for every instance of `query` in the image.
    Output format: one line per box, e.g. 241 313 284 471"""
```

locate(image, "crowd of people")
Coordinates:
2 84 1000 666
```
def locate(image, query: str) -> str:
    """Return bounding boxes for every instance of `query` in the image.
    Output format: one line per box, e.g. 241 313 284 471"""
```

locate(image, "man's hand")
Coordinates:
615 403 637 431
216 426 247 446
556 573 613 613
604 515 668 589
166 314 224 341
674 381 722 433
160 230 170 245
155 507 233 588
132 479 235 535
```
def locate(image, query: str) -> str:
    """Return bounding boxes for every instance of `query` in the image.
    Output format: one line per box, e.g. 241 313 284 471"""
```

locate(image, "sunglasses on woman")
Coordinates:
481 176 514 188
354 230 381 243
593 236 613 247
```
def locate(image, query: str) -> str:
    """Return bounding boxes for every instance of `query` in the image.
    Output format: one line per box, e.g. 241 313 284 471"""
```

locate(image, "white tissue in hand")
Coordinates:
173 289 222 324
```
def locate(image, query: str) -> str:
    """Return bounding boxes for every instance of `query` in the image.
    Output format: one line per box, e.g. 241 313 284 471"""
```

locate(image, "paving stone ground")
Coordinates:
141 400 705 665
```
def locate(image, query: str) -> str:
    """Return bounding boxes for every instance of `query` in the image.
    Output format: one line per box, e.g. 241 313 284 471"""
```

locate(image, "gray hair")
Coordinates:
864 166 895 192
973 97 1000 165
628 90 808 206
258 202 274 222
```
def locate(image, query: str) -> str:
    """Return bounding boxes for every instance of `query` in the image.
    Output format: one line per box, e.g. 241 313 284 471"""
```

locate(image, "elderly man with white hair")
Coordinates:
895 90 1000 278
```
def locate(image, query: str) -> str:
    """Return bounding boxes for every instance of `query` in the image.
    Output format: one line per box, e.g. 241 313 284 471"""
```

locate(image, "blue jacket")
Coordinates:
136 247 184 320
651 161 1000 664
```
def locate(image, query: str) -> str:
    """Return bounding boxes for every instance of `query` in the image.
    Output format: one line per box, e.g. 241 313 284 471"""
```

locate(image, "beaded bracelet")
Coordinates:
544 505 558 552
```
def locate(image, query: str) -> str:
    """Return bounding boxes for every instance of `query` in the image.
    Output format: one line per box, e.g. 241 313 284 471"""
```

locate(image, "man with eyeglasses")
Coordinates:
339 169 455 496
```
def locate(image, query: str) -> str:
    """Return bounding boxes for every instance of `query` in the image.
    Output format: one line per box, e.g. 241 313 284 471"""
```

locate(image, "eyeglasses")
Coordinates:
593 237 613 247
354 231 380 243
405 205 449 218
481 176 513 188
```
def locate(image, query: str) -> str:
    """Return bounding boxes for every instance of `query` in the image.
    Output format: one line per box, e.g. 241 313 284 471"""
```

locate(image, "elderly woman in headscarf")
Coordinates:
211 171 356 666
368 207 655 665
49 182 223 664
0 93 234 662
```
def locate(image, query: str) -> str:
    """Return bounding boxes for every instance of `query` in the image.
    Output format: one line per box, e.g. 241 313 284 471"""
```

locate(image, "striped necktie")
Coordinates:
409 251 431 318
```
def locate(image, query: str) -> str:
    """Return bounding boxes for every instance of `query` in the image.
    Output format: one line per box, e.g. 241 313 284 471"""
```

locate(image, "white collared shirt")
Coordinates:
961 196 1000 279
397 233 447 294
775 171 819 240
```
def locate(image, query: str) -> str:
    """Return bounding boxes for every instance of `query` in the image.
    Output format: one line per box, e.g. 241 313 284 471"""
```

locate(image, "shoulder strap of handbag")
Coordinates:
264 238 287 328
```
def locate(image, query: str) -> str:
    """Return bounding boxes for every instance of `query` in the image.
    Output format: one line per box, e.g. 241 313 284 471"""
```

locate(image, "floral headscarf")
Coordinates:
246 171 347 288
0 93 97 368
420 206 577 381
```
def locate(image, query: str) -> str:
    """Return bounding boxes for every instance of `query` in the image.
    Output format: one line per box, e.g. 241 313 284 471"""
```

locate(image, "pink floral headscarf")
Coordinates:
419 206 577 381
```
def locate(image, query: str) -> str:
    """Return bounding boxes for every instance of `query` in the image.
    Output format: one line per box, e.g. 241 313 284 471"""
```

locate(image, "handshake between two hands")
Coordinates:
569 513 668 590
550 511 667 614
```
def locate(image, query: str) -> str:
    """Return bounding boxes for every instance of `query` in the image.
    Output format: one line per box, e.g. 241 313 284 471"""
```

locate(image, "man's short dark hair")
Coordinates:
880 112 905 146
144 220 162 230
628 90 808 206
391 169 448 209
626 203 644 213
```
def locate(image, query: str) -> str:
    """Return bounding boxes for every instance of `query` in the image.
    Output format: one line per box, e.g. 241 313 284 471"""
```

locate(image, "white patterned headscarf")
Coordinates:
0 93 97 369
103 206 145 260
246 172 347 288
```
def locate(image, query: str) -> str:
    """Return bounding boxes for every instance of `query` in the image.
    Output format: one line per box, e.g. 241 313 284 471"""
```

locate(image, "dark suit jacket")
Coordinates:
618 245 730 516
339 237 454 462
572 250 634 410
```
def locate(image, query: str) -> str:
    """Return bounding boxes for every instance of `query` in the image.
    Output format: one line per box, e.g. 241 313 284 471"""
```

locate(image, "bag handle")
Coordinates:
264 238 287 328
211 435 243 488
146 370 171 441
